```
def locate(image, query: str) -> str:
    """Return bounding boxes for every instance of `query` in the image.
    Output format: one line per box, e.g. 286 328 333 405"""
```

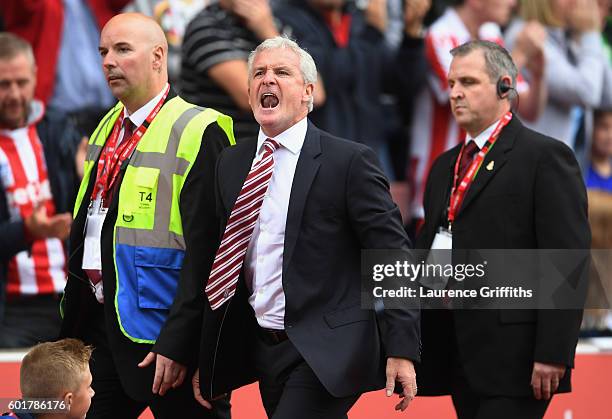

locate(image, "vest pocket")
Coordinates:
135 247 184 310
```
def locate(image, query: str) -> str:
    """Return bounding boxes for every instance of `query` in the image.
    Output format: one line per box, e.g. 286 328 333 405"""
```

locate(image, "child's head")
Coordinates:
593 108 612 159
20 339 94 419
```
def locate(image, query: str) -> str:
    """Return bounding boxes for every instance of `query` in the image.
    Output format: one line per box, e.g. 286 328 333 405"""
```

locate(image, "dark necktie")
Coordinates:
458 141 480 181
122 118 135 143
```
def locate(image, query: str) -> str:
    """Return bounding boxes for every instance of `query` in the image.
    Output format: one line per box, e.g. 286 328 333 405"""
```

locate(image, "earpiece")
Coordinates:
496 78 513 99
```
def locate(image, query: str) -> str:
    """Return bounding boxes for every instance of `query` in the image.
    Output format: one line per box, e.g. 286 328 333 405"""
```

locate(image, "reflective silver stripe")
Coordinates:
116 227 185 250
129 153 190 176
86 143 104 162
149 106 202 232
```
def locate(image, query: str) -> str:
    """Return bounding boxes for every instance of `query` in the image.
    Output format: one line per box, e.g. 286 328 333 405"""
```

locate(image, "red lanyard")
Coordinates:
447 112 512 227
91 85 169 207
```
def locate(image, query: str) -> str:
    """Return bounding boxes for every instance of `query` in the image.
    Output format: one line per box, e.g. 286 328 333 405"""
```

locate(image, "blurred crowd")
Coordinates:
0 0 611 348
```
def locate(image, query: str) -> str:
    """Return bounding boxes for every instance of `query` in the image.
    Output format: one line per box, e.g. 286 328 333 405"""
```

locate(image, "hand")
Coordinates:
385 357 417 412
568 0 601 33
531 362 566 400
524 44 546 80
75 137 88 179
365 0 388 34
192 368 213 409
513 21 546 74
233 0 279 40
24 204 72 240
404 0 431 37
138 352 187 396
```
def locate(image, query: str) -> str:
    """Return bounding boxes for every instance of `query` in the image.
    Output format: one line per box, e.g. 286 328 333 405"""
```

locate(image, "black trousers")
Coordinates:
447 317 552 419
451 380 551 419
253 326 359 419
87 337 231 419
0 294 62 348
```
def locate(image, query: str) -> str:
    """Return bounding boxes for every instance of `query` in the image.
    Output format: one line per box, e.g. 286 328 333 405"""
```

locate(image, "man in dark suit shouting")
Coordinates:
185 36 420 418
415 40 590 418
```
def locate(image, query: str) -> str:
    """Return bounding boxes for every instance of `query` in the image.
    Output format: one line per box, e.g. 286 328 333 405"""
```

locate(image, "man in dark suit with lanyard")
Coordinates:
415 40 590 418
188 36 421 418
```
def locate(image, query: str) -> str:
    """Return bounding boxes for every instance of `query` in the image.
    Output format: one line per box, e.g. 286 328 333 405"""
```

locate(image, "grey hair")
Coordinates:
247 36 317 112
0 32 36 67
450 40 518 97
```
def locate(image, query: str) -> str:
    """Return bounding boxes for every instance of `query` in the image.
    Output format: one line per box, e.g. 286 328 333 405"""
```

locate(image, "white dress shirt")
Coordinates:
120 83 169 132
465 117 503 149
82 84 169 302
244 117 308 329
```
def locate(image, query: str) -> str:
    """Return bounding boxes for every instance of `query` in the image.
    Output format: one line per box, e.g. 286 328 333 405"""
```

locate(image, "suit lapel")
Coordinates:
283 121 322 273
432 146 461 230
457 116 521 215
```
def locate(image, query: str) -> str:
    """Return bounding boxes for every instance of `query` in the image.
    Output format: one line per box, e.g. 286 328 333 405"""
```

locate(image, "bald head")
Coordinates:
99 13 168 113
104 13 168 55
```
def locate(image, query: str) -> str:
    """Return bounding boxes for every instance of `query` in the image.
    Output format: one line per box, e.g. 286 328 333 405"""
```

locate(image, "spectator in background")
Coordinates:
506 0 605 152
583 108 612 336
275 0 425 178
602 0 612 51
407 0 547 226
0 339 94 419
181 0 301 141
0 33 81 348
588 108 612 190
599 0 612 109
126 0 209 85
387 0 431 222
3 0 130 137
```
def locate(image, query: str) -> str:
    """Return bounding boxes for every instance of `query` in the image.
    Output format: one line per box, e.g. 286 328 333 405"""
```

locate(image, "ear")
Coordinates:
152 45 164 72
497 75 513 99
63 391 73 409
303 82 314 104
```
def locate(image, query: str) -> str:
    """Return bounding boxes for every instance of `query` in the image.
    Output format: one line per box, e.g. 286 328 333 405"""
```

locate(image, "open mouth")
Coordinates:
260 92 279 109
107 74 123 82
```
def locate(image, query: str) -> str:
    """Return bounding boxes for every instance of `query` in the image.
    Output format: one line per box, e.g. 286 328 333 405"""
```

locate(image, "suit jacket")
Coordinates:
415 115 590 397
192 121 420 399
60 90 231 401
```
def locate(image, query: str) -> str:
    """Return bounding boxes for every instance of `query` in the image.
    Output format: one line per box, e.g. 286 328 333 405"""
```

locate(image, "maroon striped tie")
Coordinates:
205 138 280 310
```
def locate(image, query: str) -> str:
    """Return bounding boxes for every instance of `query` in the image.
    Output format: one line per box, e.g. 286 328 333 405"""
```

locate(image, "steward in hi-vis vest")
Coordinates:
60 86 235 413
61 14 235 418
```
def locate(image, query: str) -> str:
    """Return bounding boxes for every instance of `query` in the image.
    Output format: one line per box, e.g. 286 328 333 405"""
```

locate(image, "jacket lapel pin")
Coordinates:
486 161 494 171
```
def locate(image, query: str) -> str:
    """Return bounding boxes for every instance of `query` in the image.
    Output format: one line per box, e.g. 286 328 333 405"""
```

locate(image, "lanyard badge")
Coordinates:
446 111 512 230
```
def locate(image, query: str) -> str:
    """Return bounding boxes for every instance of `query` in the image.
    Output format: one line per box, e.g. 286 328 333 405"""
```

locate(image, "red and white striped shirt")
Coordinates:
0 101 66 296
409 8 527 219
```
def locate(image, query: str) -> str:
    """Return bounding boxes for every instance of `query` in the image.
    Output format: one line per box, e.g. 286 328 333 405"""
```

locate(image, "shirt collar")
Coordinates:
256 117 308 156
122 83 169 127
26 99 45 126
465 118 501 149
